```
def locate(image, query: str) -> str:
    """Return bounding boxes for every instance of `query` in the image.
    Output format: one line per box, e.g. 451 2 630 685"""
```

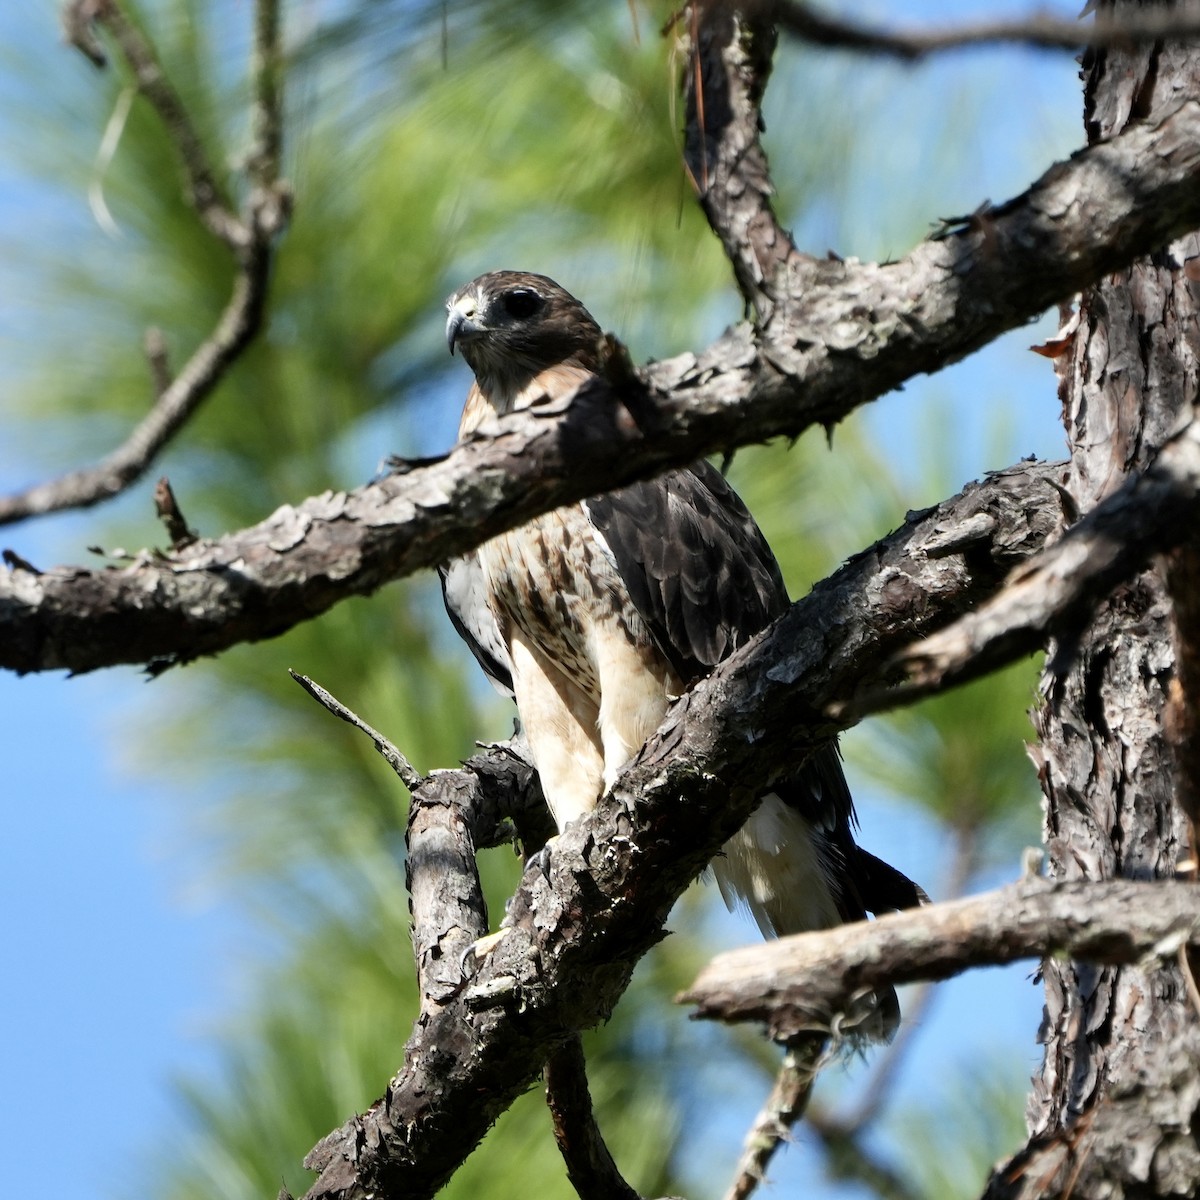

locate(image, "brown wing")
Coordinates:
585 460 923 919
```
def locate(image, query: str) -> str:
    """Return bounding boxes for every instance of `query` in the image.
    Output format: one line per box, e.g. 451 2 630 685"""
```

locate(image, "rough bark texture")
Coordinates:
7 95 1200 676
682 878 1200 1041
297 463 1063 1200
863 406 1200 711
995 10 1200 1197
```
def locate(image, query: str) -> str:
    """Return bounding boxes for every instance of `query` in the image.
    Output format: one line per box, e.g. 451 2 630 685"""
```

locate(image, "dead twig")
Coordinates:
1 0 288 527
722 1039 823 1200
289 670 422 792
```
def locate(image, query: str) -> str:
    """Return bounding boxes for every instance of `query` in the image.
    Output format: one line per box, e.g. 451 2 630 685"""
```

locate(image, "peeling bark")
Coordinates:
681 878 1200 1040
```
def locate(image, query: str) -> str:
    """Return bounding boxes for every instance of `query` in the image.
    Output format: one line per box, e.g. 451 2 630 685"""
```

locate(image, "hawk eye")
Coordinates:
500 288 541 319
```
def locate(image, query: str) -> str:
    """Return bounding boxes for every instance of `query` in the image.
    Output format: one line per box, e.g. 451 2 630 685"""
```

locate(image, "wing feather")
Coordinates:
585 459 921 921
584 459 787 682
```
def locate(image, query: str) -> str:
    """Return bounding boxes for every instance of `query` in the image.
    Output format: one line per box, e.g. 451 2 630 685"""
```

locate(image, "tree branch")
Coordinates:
289 670 423 791
544 1037 650 1200
7 95 1200 669
849 403 1200 715
763 0 1200 60
680 878 1200 1041
1 0 289 526
721 1040 823 1200
294 462 1063 1200
682 5 794 320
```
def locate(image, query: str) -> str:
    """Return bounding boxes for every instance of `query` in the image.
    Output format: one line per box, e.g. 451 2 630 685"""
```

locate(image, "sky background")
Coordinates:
0 2 1087 1197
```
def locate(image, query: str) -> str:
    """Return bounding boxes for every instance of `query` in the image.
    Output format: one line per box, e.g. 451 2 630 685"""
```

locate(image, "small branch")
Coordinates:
248 0 284 190
153 477 197 550
681 4 795 320
680 878 1200 1041
545 1037 645 1200
0 258 271 524
288 670 422 791
847 409 1200 717
764 0 1200 61
722 1039 823 1200
1 0 289 527
74 0 249 249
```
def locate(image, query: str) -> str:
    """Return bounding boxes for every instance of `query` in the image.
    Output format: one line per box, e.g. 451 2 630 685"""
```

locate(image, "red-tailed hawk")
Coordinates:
442 270 923 1038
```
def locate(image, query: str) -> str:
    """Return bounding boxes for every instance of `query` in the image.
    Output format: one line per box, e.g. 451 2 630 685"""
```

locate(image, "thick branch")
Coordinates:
296 461 1062 1200
8 99 1200 670
680 878 1200 1041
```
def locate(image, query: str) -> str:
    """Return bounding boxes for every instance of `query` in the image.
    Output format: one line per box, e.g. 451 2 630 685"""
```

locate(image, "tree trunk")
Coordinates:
995 7 1200 1195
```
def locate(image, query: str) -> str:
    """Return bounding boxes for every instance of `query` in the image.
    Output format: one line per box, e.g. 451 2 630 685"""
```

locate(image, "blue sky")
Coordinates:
0 2 1087 1198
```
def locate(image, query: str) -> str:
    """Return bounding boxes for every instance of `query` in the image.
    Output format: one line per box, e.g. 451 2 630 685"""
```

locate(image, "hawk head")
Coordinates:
446 271 602 400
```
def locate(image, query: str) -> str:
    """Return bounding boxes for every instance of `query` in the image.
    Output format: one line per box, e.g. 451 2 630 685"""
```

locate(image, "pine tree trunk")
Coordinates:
990 7 1200 1195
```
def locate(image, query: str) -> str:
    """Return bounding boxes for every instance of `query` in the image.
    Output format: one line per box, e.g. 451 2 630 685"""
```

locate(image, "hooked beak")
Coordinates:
446 296 481 356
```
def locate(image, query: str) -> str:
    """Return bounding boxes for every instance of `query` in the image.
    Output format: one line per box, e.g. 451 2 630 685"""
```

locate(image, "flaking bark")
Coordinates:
992 11 1200 1197
7 98 1200 675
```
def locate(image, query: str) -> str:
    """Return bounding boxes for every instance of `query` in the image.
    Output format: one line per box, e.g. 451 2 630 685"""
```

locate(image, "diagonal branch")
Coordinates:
1 0 289 527
721 1039 823 1200
69 0 248 248
545 1037 648 1200
849 405 1200 715
294 461 1063 1200
679 878 1200 1040
5 96 1200 671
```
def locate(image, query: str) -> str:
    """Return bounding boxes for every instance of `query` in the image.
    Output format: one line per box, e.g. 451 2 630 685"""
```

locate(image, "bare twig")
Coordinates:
288 670 422 791
0 261 271 525
722 1039 823 1200
545 1037 646 1200
764 0 1200 60
1 0 288 527
75 0 248 248
845 408 1200 717
680 878 1200 1041
153 477 197 550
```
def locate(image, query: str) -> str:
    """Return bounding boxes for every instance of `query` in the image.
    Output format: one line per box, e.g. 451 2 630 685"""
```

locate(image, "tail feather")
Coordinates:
854 848 930 915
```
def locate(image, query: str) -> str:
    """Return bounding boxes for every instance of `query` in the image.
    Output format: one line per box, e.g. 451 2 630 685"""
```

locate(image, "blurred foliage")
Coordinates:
2 1 1068 1198
894 1058 1031 1200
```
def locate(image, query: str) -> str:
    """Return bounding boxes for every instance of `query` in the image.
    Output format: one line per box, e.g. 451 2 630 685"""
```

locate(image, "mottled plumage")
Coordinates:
442 270 924 1039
